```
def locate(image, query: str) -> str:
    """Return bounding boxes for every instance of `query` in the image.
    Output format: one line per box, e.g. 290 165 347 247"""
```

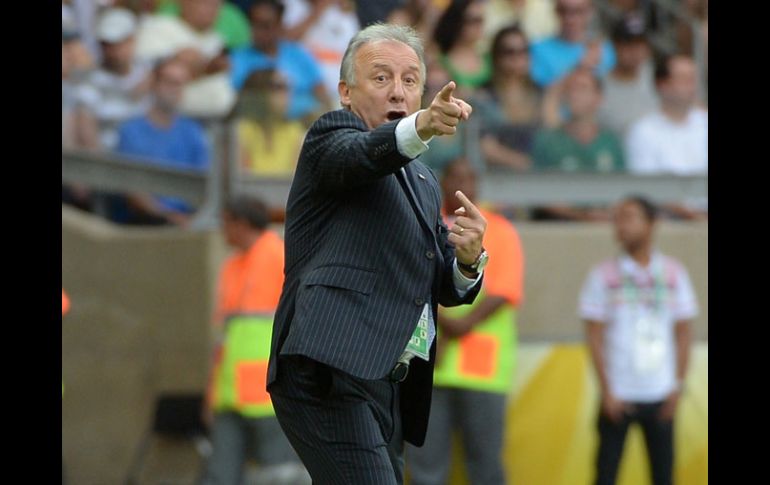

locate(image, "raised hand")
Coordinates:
416 81 473 140
447 190 487 267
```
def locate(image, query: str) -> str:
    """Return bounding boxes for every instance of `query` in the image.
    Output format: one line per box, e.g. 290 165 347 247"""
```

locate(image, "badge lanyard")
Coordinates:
617 258 669 375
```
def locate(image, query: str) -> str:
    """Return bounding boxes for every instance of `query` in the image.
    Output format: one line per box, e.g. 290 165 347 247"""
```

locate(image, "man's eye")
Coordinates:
376 75 387 82
404 78 416 85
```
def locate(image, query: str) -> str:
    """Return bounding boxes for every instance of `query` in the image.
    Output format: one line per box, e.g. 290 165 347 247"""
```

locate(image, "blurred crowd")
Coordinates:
62 0 708 224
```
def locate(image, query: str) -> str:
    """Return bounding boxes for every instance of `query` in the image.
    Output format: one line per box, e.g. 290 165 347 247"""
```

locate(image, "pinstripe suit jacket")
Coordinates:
267 109 482 445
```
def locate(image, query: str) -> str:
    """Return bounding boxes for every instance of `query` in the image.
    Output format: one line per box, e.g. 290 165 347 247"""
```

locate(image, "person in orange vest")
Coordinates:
201 195 309 485
407 158 525 485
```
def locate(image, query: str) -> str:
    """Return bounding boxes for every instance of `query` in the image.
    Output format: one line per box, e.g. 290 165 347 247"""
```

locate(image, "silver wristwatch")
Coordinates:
458 248 489 274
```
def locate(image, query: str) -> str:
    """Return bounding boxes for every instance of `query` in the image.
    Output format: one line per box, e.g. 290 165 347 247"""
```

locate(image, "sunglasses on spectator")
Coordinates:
271 81 289 90
252 20 276 29
500 46 529 56
464 15 484 25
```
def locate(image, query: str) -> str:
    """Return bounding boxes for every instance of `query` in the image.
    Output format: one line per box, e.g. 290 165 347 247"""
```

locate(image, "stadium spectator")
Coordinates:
675 0 707 59
155 0 253 49
234 69 305 176
473 24 545 171
407 158 524 485
580 195 697 485
63 0 102 63
530 0 616 87
529 68 624 221
482 0 558 48
201 195 309 485
598 16 658 137
230 0 333 123
352 0 408 28
72 8 152 151
532 68 625 173
625 54 707 175
62 18 93 150
135 0 237 118
281 0 360 104
113 59 210 226
433 0 492 93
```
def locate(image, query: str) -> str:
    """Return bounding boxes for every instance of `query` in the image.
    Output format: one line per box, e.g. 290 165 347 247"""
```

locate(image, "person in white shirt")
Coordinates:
579 195 698 485
135 0 236 118
282 0 360 104
625 54 707 175
73 8 152 151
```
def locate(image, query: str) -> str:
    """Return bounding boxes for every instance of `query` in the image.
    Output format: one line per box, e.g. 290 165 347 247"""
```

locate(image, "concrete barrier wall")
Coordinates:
61 206 707 484
62 207 218 485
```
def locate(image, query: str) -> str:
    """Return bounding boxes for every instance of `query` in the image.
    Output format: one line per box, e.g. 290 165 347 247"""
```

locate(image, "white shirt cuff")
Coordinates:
453 258 482 298
395 110 433 159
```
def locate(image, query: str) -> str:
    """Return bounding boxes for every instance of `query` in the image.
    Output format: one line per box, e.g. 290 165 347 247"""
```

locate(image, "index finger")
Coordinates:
455 190 481 219
438 81 456 102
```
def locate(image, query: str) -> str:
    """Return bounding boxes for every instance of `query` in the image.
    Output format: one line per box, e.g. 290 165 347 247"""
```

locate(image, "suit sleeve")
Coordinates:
301 110 414 192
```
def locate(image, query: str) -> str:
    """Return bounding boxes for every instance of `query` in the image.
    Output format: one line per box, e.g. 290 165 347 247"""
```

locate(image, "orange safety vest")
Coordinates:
434 208 524 393
208 231 285 417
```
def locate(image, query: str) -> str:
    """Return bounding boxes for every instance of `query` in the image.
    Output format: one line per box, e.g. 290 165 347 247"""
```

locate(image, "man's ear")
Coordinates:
338 81 351 109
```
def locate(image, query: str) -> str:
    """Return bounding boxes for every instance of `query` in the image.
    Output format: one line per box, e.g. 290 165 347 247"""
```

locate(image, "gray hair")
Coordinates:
339 23 427 89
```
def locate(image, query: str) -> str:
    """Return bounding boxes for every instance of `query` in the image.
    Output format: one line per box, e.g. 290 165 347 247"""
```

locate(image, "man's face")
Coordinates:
613 201 653 251
101 37 135 72
556 0 592 41
614 39 648 71
565 70 601 118
250 4 281 51
338 40 423 130
659 56 698 109
441 161 477 211
181 0 221 31
154 62 190 111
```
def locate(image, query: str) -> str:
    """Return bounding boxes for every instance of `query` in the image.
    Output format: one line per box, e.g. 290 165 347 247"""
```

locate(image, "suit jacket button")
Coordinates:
414 298 425 306
425 250 435 260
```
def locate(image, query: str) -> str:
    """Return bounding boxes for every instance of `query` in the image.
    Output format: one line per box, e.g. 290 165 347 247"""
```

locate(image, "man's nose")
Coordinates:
389 80 406 103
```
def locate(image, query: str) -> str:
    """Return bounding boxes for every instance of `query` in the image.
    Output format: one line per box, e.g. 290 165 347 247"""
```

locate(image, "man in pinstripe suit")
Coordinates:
267 23 488 484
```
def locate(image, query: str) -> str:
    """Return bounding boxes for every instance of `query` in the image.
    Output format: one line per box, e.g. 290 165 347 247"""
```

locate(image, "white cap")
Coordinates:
96 8 137 43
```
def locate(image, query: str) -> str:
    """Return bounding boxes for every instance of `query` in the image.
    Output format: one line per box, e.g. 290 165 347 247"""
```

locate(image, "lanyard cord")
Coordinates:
617 257 668 313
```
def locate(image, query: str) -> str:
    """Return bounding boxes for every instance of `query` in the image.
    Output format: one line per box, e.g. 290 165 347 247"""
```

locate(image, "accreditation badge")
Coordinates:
406 304 432 361
632 312 667 376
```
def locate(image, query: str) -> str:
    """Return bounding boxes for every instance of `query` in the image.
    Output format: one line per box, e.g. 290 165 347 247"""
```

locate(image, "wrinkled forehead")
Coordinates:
355 40 422 74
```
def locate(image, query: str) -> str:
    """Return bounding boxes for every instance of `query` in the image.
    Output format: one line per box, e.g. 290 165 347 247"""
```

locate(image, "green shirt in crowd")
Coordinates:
158 0 252 49
531 127 626 172
439 53 492 90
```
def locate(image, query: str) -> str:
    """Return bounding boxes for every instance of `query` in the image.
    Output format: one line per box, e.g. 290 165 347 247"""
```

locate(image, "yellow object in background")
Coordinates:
412 343 708 485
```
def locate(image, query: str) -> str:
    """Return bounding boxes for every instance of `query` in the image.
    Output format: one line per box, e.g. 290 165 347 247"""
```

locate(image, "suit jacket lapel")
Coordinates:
396 164 433 235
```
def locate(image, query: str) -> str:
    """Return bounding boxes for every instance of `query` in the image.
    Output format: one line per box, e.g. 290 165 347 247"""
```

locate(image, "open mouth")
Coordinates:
386 110 407 121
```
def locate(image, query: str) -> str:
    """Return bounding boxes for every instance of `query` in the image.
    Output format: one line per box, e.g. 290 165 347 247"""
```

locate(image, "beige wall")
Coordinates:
62 207 218 485
61 207 707 484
